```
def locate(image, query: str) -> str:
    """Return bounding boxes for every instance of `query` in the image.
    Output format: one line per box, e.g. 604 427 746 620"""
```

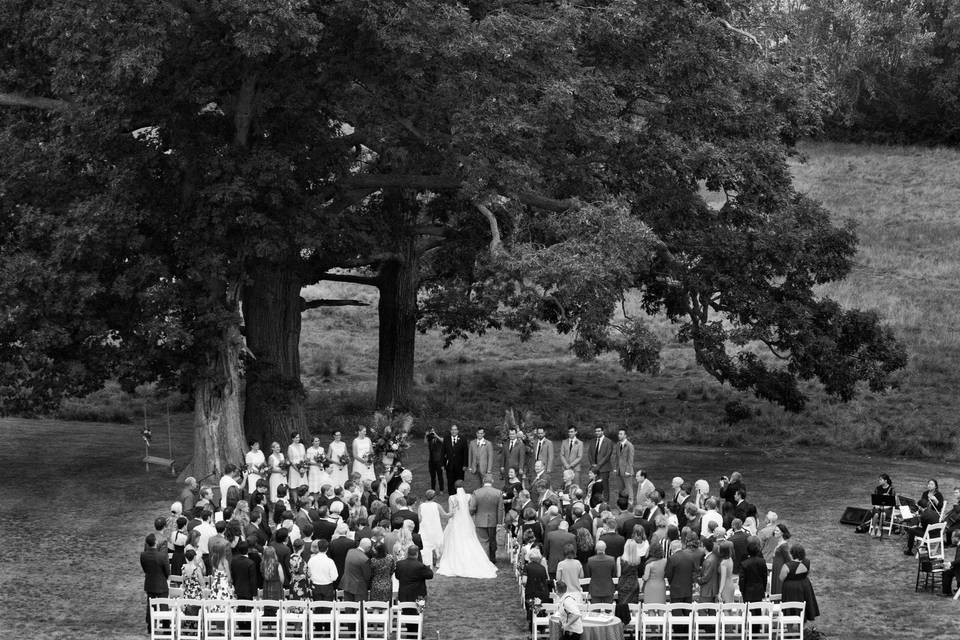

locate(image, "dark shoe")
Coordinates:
904 548 914 555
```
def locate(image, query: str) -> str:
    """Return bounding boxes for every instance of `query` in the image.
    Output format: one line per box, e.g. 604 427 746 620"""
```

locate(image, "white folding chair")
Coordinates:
719 603 747 640
256 600 284 640
640 603 669 640
745 602 775 640
168 575 184 590
307 600 336 640
149 597 177 640
693 602 721 640
919 523 947 560
335 601 362 640
282 600 310 640
531 604 551 640
168 586 184 598
394 602 424 640
625 603 641 640
589 602 615 615
229 599 257 640
777 601 805 640
174 599 203 640
668 603 695 640
362 601 391 640
202 600 230 640
578 578 592 602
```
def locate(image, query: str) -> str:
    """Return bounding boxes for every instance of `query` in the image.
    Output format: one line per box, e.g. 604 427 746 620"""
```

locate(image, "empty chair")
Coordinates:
667 603 695 640
229 599 257 640
579 578 592 602
175 599 203 640
777 601 806 640
746 602 776 640
362 601 391 640
282 600 310 640
624 603 641 640
307 600 336 640
719 603 747 640
256 600 284 640
919 523 947 560
202 600 230 640
589 602 615 615
640 603 669 640
393 602 424 640
335 601 362 640
692 602 721 640
148 597 176 640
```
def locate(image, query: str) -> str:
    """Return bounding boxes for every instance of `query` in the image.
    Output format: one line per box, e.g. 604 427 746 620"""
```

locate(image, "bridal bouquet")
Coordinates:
368 408 414 465
295 459 309 475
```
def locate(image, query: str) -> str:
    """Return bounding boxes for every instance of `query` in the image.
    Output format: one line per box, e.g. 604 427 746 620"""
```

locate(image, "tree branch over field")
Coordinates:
300 298 369 310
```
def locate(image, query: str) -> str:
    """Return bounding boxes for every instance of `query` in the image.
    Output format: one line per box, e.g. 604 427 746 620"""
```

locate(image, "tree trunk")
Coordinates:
375 236 418 410
180 323 247 481
242 261 306 448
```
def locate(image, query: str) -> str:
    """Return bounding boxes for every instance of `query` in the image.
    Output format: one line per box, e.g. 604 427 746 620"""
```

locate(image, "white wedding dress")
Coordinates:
436 488 498 579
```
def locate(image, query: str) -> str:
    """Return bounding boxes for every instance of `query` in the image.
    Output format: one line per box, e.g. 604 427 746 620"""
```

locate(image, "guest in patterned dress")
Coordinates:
368 542 396 602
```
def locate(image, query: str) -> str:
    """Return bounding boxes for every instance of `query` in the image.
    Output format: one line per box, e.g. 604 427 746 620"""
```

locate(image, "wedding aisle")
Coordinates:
423 560 528 639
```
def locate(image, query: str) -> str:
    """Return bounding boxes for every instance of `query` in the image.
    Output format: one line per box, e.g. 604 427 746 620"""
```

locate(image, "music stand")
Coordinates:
871 494 896 536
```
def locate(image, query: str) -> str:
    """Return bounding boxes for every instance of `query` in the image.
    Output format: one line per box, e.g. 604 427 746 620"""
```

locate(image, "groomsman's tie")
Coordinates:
536 441 542 460
596 438 602 454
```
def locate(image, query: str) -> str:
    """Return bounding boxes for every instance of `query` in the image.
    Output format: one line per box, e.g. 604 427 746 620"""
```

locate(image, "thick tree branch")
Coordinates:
715 19 762 48
0 92 76 112
301 298 370 310
475 203 505 256
318 272 382 287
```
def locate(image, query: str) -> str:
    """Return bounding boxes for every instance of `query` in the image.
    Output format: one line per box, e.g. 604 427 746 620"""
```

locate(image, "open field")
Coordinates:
2 416 960 639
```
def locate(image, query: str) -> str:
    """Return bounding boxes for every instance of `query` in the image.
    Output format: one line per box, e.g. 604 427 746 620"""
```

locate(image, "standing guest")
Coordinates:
698 538 720 602
586 427 613 502
530 426 555 485
140 533 170 634
443 425 468 495
219 464 242 510
728 518 749 572
556 544 585 595
693 479 711 510
418 490 447 568
556 580 584 640
467 427 495 488
395 545 435 602
368 541 396 601
307 539 339 600
327 431 349 488
770 524 792 596
391 496 420 533
424 427 446 492
195 486 216 515
757 511 780 561
615 530 647 624
684 503 702 538
352 426 376 483
545 521 577 578
194 509 217 573
732 488 757 525
261 545 285 601
181 548 205 602
717 541 736 603
599 517 626 559
701 498 724 538
179 477 198 515
542 505 564 537
635 470 656 507
586 540 617 604
639 543 667 604
522 549 551 624
271 528 293 588
231 540 258 600
288 539 311 599
170 517 189 575
267 442 286 503
287 432 307 489
208 537 235 602
560 426 584 490
584 470 605 509
779 545 821 623
306 436 330 494
612 429 635 506
665 531 704 603
245 440 266 495
341 538 373 601
530 462 550 504
502 427 527 485
738 538 768 603
521 507 545 544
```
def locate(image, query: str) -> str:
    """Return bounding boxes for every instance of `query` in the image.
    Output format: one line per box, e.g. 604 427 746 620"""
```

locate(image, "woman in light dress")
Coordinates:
352 426 376 482
418 489 448 568
287 432 306 488
245 440 266 494
327 431 349 488
267 441 286 503
717 540 737 603
306 436 329 494
436 481 498 579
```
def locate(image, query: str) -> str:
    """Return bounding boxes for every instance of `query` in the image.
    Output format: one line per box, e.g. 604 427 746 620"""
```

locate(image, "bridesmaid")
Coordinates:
267 441 286 503
327 431 349 488
306 435 330 494
352 426 376 483
287 432 306 489
245 439 266 495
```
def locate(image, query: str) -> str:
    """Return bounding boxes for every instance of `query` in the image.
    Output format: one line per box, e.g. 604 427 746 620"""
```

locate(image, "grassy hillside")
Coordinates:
301 141 960 458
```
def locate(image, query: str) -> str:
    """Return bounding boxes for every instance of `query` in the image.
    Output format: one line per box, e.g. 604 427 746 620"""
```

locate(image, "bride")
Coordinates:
436 481 498 579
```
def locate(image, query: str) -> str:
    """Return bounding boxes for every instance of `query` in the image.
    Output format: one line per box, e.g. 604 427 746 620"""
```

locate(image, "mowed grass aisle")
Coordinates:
3 417 960 639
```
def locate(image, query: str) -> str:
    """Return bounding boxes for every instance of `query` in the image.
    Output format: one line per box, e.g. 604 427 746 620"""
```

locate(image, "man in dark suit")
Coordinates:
501 426 526 483
732 488 757 525
313 505 337 542
545 521 577 578
390 497 420 533
571 503 594 533
328 523 357 588
231 540 259 599
442 425 468 495
271 528 293 588
140 533 170 634
586 426 614 502
424 427 446 492
341 539 372 601
729 519 750 573
664 532 704 603
598 518 626 559
585 540 617 604
395 545 435 601
739 538 768 603
619 504 650 540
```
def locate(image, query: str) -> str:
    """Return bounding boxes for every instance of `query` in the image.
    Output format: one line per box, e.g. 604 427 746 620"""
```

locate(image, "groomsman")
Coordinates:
468 427 496 488
586 426 613 502
501 426 526 483
530 427 554 484
443 425 468 495
559 426 583 488
612 429 635 505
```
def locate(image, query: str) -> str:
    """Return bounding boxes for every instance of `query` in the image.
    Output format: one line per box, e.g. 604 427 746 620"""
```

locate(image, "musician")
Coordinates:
904 479 944 555
941 530 960 596
869 473 894 537
941 487 960 544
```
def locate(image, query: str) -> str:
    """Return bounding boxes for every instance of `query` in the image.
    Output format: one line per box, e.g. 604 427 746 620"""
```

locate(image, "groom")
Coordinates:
470 475 504 563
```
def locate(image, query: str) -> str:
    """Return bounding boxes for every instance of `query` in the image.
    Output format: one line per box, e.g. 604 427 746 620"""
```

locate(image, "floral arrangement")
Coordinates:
295 459 309 475
309 448 329 470
368 407 414 466
527 597 543 616
141 427 152 445
415 596 426 614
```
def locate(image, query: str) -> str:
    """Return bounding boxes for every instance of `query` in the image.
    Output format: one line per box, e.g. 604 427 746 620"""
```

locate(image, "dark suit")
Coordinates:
391 508 420 533
545 529 577 574
328 536 357 588
942 545 960 595
599 532 626 560
618 516 648 540
738 555 768 602
230 554 258 599
341 547 371 601
586 436 614 501
699 550 720 601
730 531 749 573
426 432 446 491
664 548 704 602
443 435 468 495
140 548 170 631
270 541 292 588
586 553 617 603
395 557 434 601
502 438 526 481
314 518 337 542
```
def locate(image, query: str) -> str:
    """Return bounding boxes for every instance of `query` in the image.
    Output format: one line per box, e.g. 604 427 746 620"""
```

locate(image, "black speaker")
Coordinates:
840 506 872 526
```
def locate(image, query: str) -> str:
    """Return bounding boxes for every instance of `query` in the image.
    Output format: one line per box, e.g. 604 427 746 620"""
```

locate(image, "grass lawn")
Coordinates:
2 415 960 639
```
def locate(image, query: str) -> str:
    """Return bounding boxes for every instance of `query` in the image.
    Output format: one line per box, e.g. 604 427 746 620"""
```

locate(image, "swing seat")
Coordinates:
144 455 176 475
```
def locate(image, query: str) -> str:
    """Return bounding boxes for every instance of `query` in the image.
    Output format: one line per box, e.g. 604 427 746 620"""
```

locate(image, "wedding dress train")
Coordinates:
436 488 498 579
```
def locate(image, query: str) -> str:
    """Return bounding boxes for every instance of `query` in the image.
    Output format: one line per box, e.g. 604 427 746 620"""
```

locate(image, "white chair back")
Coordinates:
307 600 337 640
362 600 392 640
589 602 615 615
745 602 775 640
335 601 362 640
719 602 747 640
282 600 310 640
921 522 947 560
148 597 177 640
229 600 258 640
777 601 806 640
692 602 721 640
175 599 203 640
256 600 284 640
667 603 694 640
202 600 230 640
531 604 551 640
393 602 424 640
640 603 669 640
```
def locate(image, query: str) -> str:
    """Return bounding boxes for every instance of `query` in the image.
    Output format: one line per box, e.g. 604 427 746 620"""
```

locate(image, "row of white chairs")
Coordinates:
149 598 423 640
532 601 806 640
